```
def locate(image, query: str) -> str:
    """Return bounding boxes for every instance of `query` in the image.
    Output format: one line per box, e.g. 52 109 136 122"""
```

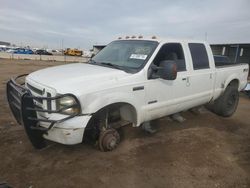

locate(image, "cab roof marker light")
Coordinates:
125 36 130 39
152 36 157 39
118 37 122 39
138 35 143 39
131 35 136 39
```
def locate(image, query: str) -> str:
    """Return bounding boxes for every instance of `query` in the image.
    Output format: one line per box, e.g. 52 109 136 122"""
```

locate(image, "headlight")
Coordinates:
57 96 80 115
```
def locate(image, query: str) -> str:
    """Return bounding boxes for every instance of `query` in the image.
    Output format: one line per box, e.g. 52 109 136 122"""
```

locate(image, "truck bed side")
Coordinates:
213 63 249 100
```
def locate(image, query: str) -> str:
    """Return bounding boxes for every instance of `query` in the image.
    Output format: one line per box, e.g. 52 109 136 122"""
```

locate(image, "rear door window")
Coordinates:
189 43 209 70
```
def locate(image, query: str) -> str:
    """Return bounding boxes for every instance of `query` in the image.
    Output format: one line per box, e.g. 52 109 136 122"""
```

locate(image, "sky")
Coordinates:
1 0 250 50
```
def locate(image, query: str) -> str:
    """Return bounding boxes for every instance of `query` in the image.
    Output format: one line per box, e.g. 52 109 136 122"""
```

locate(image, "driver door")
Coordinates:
144 43 191 121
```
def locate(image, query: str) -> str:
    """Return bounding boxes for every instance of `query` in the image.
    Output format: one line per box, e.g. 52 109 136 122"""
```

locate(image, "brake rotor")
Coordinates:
98 128 120 152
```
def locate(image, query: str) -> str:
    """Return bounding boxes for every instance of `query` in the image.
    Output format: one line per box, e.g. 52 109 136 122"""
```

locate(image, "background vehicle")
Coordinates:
82 50 94 58
6 49 15 53
35 49 52 55
13 48 34 54
64 48 83 56
47 49 63 55
6 37 249 152
0 45 7 52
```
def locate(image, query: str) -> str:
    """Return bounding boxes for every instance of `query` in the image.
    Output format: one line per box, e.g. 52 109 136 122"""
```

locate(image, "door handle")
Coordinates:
210 73 213 79
182 77 190 86
182 77 190 82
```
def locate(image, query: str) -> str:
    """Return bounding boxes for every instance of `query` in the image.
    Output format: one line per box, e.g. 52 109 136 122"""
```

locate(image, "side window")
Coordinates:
189 43 209 70
153 43 186 72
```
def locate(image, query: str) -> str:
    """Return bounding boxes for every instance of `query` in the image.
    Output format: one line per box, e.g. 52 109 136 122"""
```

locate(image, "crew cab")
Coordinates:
7 36 249 151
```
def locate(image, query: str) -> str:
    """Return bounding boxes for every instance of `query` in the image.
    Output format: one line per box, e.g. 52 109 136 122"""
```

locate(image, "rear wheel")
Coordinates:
207 85 239 117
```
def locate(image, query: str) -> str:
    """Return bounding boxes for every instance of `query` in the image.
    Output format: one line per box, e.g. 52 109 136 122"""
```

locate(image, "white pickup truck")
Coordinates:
7 36 249 151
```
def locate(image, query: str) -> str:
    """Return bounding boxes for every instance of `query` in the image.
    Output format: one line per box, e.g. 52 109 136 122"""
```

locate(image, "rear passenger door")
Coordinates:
144 42 215 121
186 43 215 106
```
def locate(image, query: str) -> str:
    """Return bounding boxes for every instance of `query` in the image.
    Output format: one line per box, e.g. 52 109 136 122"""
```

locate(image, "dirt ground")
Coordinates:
0 59 250 188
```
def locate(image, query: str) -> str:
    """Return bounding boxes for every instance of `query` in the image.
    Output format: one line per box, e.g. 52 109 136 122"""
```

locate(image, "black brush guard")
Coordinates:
6 74 81 149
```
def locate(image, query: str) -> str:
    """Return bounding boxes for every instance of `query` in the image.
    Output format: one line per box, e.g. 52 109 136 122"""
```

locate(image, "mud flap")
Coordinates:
21 94 47 149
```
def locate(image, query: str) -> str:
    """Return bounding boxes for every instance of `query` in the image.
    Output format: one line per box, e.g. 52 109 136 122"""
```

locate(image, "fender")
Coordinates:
223 73 240 91
79 90 145 127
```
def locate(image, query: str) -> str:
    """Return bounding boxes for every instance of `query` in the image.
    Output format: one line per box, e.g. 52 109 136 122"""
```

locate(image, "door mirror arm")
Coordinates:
148 64 160 79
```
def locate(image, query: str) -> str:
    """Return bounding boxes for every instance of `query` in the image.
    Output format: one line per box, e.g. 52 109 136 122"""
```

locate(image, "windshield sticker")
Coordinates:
130 54 148 60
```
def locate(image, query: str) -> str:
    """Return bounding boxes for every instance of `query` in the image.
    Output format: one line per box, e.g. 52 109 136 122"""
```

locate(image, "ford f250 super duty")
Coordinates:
7 36 249 151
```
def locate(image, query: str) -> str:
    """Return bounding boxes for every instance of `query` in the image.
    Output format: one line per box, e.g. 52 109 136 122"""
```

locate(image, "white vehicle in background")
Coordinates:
82 50 94 58
47 49 62 55
0 45 7 51
6 47 19 53
7 36 249 151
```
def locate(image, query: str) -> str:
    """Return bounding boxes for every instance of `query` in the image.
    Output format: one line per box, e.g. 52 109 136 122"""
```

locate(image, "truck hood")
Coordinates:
27 63 129 94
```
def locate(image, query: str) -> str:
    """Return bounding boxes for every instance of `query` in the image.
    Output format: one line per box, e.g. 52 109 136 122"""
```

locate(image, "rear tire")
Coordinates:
207 85 239 117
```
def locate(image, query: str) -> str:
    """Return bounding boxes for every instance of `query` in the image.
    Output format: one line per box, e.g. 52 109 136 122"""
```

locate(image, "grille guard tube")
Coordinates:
6 74 82 149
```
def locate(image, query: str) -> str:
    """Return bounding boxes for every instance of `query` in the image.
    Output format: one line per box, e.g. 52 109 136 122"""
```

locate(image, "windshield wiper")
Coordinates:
89 60 131 73
99 62 126 71
88 59 97 64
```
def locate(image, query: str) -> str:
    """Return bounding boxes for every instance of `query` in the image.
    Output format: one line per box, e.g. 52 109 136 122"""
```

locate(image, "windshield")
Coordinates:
91 40 158 72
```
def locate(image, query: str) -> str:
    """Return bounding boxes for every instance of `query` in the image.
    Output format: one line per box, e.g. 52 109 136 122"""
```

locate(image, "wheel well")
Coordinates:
94 102 137 126
227 79 239 89
83 102 137 142
87 102 137 127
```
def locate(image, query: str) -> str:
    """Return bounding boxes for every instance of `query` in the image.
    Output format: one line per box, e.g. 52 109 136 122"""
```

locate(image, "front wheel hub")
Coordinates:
98 129 120 152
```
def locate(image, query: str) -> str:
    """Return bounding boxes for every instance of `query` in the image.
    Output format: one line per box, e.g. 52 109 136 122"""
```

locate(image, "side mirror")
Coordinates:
157 60 177 80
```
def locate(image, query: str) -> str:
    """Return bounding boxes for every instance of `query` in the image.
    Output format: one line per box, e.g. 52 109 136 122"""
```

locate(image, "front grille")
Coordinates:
27 83 43 104
27 83 43 95
47 92 52 113
26 82 52 111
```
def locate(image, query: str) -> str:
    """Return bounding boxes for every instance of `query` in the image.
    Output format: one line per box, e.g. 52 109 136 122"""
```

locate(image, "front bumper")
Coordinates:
6 74 87 148
43 115 91 145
